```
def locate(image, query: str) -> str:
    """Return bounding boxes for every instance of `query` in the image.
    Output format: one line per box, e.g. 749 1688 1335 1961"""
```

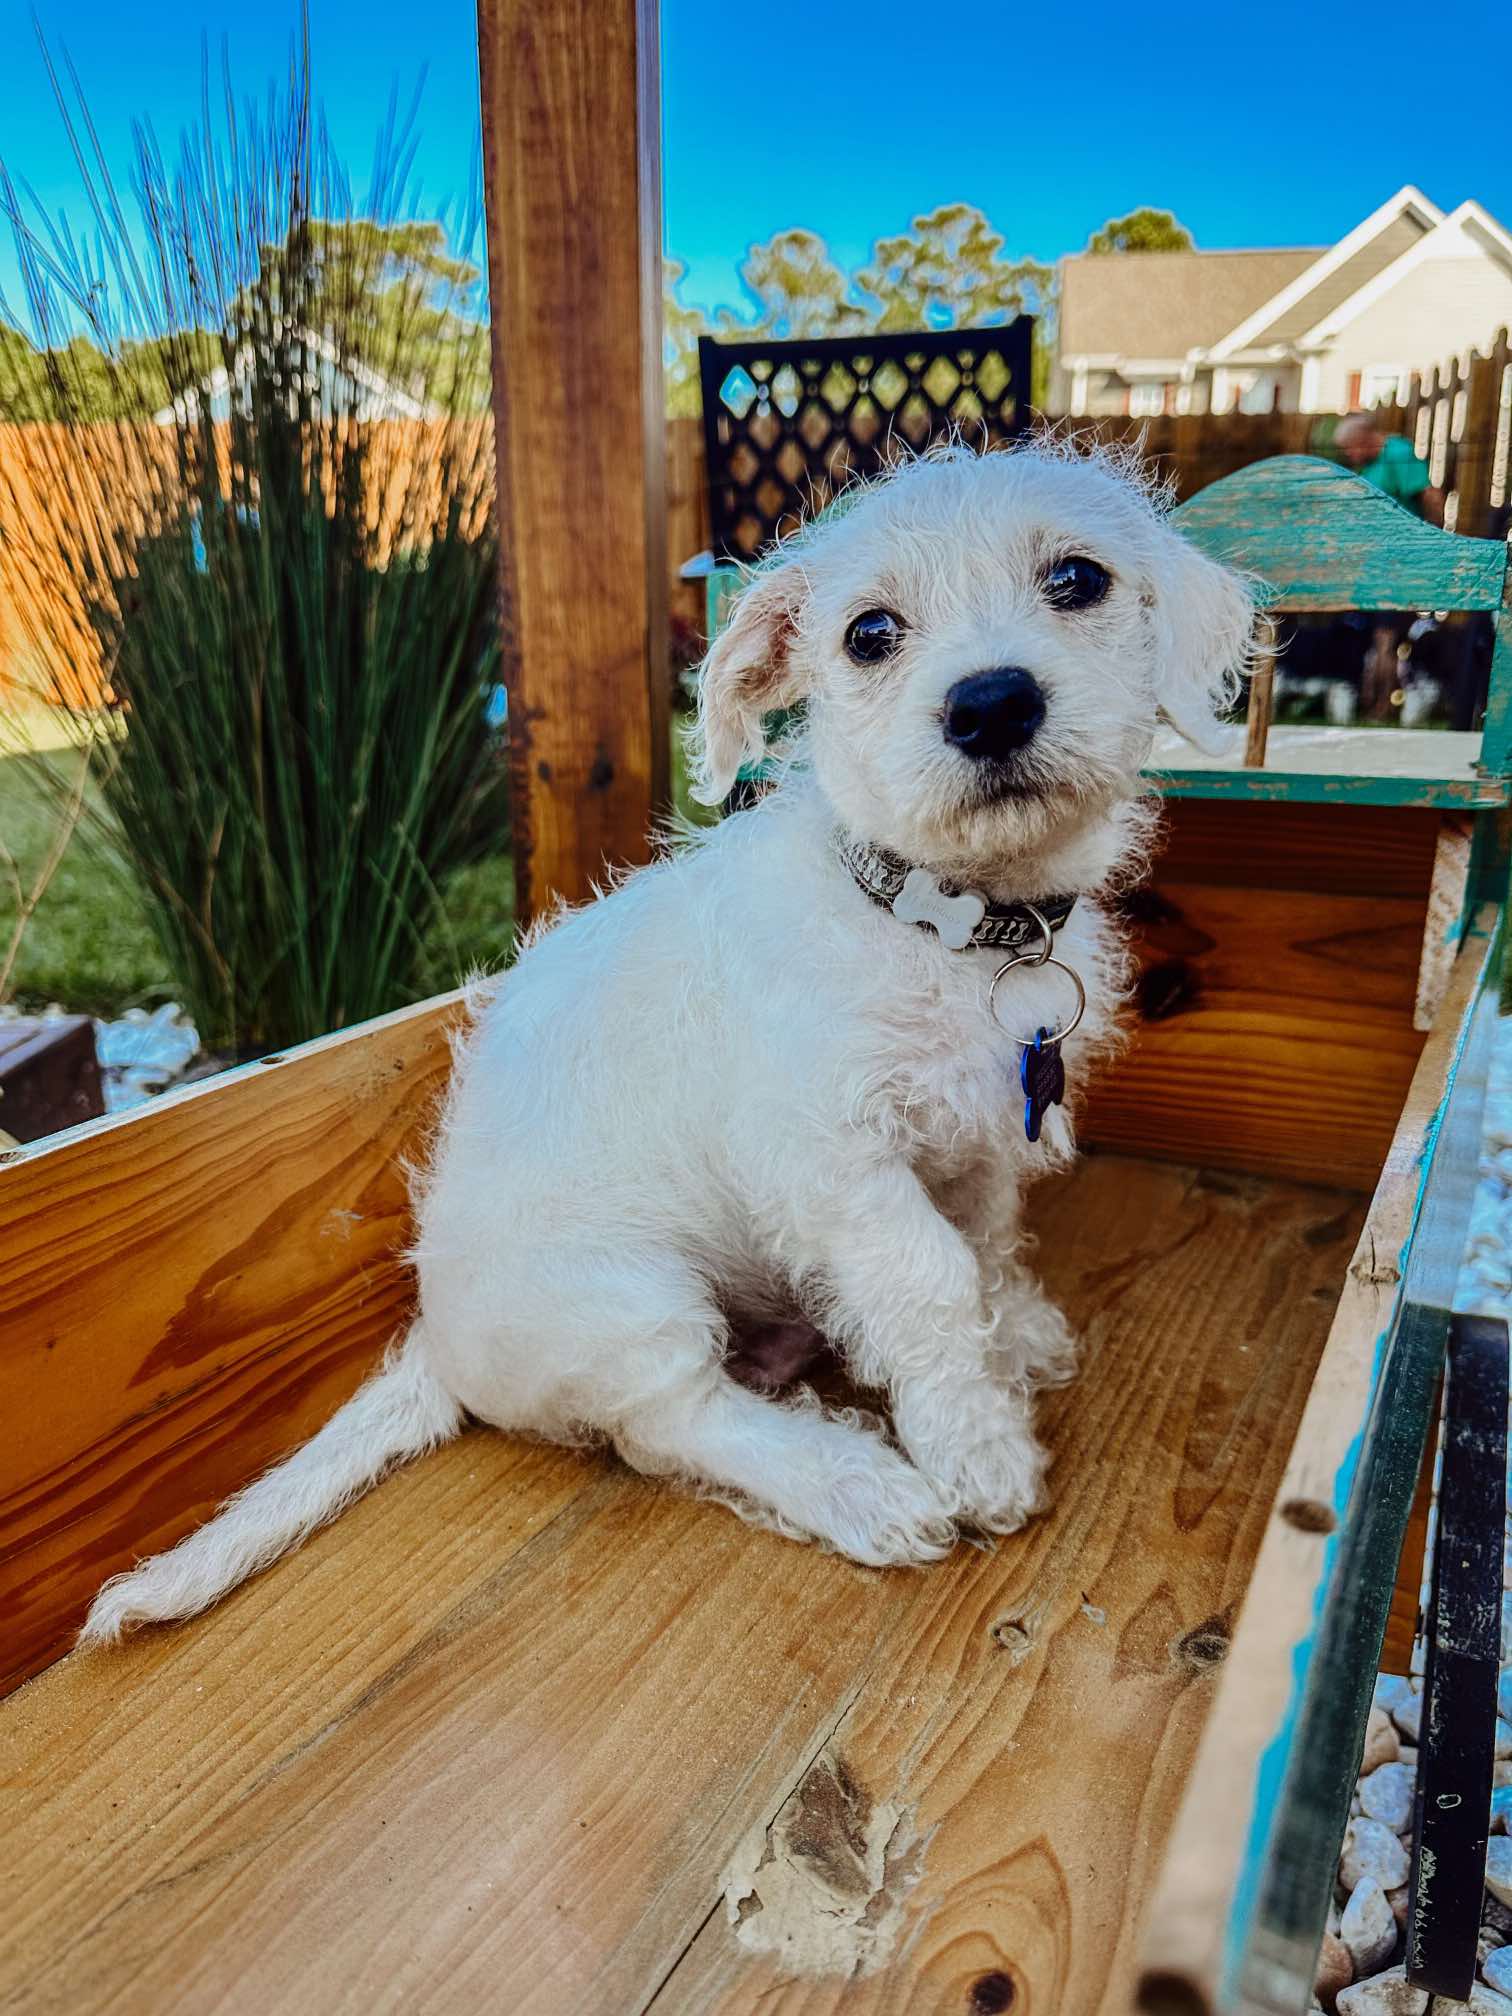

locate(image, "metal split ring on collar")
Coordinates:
988 902 1087 1046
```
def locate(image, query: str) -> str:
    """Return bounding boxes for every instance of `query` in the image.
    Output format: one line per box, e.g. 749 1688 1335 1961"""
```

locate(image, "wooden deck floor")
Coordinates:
0 1152 1364 2016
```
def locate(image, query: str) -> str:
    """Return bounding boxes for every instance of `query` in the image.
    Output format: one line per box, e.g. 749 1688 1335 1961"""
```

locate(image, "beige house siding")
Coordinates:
1310 257 1512 410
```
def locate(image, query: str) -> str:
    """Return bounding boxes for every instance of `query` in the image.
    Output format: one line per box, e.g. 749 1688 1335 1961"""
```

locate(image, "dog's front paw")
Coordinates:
905 1402 1050 1535
815 1446 958 1568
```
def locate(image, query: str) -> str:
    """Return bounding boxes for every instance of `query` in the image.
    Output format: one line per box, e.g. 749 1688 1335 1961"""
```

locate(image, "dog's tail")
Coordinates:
79 1326 462 1646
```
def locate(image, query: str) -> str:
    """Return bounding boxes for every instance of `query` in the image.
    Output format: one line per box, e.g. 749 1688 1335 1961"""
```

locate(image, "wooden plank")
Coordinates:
477 0 667 920
0 1154 1363 2016
0 993 462 1697
1172 455 1509 613
1086 800 1440 1189
1135 915 1498 2011
1380 1420 1435 1676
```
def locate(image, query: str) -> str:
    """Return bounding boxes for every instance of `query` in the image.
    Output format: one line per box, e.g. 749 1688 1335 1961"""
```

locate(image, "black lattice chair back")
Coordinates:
698 321 1033 562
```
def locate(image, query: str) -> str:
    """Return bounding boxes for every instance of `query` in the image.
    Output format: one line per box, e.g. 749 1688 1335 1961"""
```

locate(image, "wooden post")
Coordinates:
1244 615 1278 768
477 0 668 921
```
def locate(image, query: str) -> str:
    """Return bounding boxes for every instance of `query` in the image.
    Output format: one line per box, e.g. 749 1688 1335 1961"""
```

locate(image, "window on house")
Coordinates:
1359 364 1406 408
1128 382 1167 417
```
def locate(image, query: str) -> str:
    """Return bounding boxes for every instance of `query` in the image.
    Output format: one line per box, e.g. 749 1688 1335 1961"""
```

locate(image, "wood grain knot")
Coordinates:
989 1617 1033 1659
1115 886 1182 927
1173 1617 1230 1670
1137 960 1200 1022
969 1970 1017 2013
1279 1496 1336 1534
1134 1968 1211 2016
587 751 615 791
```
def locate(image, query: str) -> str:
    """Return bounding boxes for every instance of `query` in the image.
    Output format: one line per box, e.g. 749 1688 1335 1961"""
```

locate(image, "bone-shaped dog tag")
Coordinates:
892 867 986 951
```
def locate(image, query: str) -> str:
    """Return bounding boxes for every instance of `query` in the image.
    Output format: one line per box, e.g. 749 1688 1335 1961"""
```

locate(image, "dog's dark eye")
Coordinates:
1043 556 1111 612
844 608 905 664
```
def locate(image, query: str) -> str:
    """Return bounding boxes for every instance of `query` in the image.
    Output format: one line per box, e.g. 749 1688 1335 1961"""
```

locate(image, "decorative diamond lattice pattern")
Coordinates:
697 321 1033 561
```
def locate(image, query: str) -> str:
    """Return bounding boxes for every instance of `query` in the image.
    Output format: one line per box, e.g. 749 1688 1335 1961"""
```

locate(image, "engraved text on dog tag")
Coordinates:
892 867 987 951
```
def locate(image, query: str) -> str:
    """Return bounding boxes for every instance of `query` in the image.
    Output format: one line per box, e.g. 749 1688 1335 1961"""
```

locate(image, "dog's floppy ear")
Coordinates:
690 560 809 806
1148 530 1257 754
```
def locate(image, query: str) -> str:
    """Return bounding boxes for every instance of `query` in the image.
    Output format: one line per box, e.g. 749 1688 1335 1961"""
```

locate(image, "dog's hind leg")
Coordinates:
614 1374 956 1568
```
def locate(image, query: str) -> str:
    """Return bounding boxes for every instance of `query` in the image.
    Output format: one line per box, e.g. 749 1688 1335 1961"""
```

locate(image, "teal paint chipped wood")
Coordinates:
1172 456 1511 617
1147 768 1510 810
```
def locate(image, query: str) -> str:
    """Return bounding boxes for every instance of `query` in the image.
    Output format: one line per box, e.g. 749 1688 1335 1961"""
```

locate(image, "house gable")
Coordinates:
1207 186 1442 361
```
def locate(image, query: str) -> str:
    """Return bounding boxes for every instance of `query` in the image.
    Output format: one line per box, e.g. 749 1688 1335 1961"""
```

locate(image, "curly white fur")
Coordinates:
81 443 1254 1642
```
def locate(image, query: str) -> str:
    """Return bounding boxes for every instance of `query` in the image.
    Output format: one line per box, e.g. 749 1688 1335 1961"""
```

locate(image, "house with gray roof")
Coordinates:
1053 187 1512 417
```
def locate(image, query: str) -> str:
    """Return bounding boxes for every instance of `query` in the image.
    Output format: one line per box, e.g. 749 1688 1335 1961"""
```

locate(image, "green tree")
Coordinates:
737 228 859 339
857 203 1052 333
664 258 706 419
1085 207 1194 254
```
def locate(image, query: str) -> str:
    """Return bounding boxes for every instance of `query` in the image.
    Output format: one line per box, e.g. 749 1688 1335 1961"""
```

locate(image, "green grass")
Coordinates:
2 717 707 1024
0 756 170 1014
1 751 519 1023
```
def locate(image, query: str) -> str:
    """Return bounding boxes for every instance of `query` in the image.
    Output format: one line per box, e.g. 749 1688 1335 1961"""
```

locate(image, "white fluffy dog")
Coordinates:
82 443 1253 1643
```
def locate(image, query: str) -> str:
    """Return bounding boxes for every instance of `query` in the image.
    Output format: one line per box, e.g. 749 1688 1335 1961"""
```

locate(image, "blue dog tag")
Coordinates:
1020 1028 1066 1143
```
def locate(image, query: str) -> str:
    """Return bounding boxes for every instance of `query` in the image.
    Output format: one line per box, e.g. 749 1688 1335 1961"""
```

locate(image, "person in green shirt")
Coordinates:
1334 413 1445 525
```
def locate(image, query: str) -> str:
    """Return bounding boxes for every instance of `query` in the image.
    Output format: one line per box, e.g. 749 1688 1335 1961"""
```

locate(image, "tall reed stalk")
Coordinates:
0 33 504 1053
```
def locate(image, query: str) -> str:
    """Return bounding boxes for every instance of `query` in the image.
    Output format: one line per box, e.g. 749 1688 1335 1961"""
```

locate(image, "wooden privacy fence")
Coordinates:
5 339 1510 704
0 419 495 712
1366 327 1512 539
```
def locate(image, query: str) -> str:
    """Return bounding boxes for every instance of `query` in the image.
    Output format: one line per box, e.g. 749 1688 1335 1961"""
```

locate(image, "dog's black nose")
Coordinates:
942 669 1046 761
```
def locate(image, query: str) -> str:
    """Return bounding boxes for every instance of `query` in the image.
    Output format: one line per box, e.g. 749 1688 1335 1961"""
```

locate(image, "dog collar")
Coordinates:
835 834 1076 954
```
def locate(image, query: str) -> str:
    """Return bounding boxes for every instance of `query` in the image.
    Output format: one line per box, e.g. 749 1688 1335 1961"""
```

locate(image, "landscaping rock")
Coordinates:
1387 1885 1410 1925
1498 1718 1512 1762
1336 1966 1427 2016
1486 1948 1512 1997
1374 1676 1413 1719
1390 1689 1423 1744
1464 1987 1512 2016
1315 1930 1353 2009
1359 1763 1416 1832
1486 1895 1512 1939
1362 1707 1400 1775
1342 1818 1411 1893
1491 1838 1512 1909
1341 1877 1397 1973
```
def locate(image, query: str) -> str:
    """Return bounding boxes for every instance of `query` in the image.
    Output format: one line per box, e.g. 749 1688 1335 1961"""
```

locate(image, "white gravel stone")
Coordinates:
1463 1987 1512 2016
1336 1966 1427 2016
1488 1837 1512 1909
1500 1669 1512 1727
1342 1818 1411 1893
1341 1877 1398 1973
1374 1675 1413 1718
1391 1690 1423 1744
1486 1948 1512 1997
1316 1928 1354 2007
1362 1706 1401 1775
1497 1718 1512 1762
1360 1763 1416 1832
1503 1591 1512 1664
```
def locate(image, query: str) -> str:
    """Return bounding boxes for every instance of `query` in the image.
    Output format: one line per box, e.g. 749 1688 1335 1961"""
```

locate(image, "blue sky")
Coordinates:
2 0 1510 325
